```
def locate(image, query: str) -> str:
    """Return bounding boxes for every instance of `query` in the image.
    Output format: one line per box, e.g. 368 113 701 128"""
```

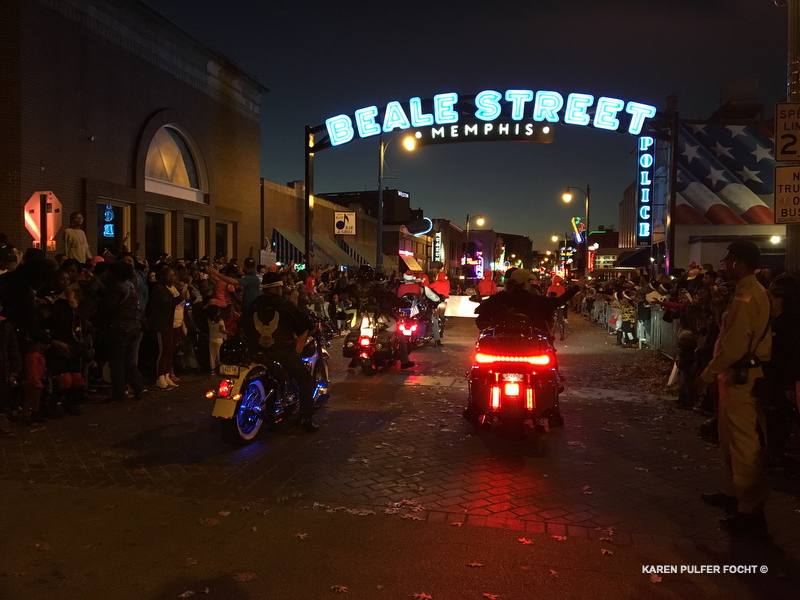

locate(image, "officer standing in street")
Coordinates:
695 240 771 535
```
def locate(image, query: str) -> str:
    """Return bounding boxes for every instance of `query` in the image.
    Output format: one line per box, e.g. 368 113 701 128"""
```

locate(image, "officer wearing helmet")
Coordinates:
347 267 415 369
475 269 586 336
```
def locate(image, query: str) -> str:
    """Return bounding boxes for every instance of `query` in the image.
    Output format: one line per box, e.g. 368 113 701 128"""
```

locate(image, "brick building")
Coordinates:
0 0 266 263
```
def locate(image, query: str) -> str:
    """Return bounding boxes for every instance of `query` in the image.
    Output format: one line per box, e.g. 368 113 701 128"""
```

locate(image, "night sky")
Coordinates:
143 0 787 250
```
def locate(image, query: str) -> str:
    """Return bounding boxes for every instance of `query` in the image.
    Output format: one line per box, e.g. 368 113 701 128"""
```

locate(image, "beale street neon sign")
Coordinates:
324 89 657 147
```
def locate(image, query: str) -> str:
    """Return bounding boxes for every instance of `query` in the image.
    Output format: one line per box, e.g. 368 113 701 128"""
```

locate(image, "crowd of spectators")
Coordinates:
0 224 430 435
557 262 800 464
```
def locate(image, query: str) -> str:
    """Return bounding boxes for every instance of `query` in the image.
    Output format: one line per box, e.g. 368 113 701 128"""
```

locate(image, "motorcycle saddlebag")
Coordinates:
372 331 394 357
342 331 360 358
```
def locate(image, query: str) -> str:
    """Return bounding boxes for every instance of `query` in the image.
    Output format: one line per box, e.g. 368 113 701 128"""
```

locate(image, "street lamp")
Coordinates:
562 185 591 275
377 133 416 272
461 213 485 280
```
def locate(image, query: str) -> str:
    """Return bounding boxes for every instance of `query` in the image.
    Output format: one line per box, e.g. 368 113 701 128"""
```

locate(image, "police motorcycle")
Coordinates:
208 326 330 446
342 303 403 375
464 314 564 438
397 292 439 350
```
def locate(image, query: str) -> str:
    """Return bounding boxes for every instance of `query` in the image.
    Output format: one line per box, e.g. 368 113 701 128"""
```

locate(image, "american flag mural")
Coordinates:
675 123 775 225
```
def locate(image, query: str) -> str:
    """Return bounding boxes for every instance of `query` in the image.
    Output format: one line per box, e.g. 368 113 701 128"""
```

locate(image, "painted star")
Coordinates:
751 144 773 162
687 123 707 136
707 168 727 187
726 125 748 137
712 142 734 159
682 144 701 164
737 166 763 183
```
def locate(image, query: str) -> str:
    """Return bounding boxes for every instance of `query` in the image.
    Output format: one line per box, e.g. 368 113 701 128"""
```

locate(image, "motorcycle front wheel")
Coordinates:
221 379 268 445
313 356 330 404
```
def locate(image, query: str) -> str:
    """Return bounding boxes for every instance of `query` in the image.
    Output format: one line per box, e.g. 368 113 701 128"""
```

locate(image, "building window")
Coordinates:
184 217 205 262
215 221 233 260
145 211 172 265
144 126 206 203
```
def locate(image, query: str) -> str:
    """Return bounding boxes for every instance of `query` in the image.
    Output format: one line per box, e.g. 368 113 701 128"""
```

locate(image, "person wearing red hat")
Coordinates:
476 270 498 297
397 271 444 346
428 272 450 343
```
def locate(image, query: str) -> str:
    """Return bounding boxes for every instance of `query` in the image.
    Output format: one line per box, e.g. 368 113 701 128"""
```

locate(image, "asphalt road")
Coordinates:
1 316 799 600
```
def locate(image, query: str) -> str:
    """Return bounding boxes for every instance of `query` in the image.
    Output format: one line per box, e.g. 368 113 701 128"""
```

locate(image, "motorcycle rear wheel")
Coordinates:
221 379 268 445
361 361 377 376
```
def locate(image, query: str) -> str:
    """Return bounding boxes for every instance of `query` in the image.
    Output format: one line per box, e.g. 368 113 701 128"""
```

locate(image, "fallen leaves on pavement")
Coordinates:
232 572 257 582
178 588 209 598
331 584 348 592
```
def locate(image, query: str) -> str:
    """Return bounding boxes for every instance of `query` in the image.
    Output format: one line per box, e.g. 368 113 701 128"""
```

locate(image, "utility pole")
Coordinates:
786 0 800 272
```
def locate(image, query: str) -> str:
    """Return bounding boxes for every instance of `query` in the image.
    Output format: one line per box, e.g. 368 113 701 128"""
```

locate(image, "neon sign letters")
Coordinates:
325 89 657 147
636 136 655 247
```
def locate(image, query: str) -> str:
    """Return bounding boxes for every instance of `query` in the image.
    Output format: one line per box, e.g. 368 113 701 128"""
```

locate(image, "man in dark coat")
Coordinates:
240 272 319 432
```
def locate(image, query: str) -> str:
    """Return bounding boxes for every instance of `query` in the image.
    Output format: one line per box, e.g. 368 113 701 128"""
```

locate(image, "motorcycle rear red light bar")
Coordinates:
475 353 550 365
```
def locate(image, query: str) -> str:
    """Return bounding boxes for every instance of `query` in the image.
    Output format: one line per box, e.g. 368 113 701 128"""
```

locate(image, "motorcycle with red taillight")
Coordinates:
207 326 330 445
342 305 402 375
464 318 564 438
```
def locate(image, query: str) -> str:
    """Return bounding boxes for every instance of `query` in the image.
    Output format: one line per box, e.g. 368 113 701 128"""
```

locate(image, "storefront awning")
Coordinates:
401 255 423 272
616 248 651 268
340 241 390 267
312 236 360 268
271 228 306 265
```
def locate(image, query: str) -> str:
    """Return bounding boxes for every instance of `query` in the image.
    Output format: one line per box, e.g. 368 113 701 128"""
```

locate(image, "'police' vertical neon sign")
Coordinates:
636 136 654 247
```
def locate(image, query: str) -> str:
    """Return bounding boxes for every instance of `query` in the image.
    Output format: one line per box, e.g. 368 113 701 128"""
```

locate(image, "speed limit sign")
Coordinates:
775 103 800 161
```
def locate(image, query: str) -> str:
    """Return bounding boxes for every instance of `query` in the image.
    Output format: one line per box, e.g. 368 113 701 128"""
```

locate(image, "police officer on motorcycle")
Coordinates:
475 268 586 336
348 266 415 369
240 272 319 432
397 271 444 345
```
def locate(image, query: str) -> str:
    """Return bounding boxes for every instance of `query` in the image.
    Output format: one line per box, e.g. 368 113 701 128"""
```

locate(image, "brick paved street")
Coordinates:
2 316 799 599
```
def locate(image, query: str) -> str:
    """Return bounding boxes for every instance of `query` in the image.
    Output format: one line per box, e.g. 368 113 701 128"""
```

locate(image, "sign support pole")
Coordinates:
786 0 800 272
39 192 48 255
304 126 314 267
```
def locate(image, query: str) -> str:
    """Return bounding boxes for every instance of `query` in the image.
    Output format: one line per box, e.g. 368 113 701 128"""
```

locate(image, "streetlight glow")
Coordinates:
562 192 573 203
403 136 416 151
476 217 485 227
551 235 558 243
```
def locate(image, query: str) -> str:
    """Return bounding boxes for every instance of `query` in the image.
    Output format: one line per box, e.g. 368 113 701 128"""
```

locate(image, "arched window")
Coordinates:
144 126 206 202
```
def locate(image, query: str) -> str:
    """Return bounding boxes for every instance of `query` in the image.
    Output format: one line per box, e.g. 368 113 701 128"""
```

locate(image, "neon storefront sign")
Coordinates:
325 89 657 147
637 136 655 246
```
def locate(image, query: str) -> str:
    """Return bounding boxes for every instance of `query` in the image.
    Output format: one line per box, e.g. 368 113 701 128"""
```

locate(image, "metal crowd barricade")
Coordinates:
647 307 679 361
583 300 678 360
